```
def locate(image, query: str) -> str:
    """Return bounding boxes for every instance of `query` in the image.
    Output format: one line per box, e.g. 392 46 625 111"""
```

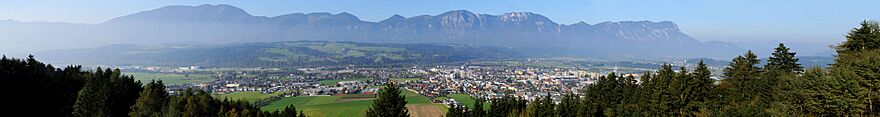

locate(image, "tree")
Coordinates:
280 105 299 117
715 50 770 116
0 55 85 116
446 104 467 117
556 94 581 117
685 60 715 115
129 80 169 117
766 43 803 74
366 82 409 117
828 49 880 115
836 20 880 53
470 98 486 117
487 96 525 117
72 68 143 117
522 95 554 117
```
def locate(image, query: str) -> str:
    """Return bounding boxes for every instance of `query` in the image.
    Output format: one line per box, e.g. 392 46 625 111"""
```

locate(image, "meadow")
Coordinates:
214 91 289 102
445 94 490 110
125 72 215 85
261 89 445 117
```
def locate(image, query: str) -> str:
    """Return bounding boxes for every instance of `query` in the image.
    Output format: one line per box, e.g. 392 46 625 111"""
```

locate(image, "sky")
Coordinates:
0 0 877 45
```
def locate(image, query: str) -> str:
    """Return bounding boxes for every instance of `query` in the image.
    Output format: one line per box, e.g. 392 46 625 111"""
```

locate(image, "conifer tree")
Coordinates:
556 94 581 117
716 50 769 116
446 104 467 117
366 82 409 117
280 105 298 117
685 61 714 115
837 20 880 53
615 75 642 116
129 80 169 117
470 98 486 117
766 43 803 74
522 96 554 117
487 96 525 117
828 49 879 115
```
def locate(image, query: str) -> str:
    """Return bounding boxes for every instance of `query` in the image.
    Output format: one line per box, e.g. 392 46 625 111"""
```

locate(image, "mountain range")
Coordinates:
1 4 743 58
38 41 522 67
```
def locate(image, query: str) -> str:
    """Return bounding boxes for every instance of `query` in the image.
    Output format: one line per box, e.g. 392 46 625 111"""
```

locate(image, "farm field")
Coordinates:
125 72 215 85
214 91 289 102
262 89 443 117
407 103 446 117
445 94 490 110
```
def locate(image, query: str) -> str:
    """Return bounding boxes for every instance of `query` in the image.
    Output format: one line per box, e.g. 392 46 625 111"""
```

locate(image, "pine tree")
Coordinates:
686 60 714 115
521 96 554 117
715 50 770 116
298 111 307 117
280 105 298 117
487 96 525 117
470 98 486 117
766 43 803 74
72 68 112 116
556 94 581 117
828 49 879 115
129 80 169 117
366 83 409 117
446 104 466 117
837 20 880 53
615 75 642 116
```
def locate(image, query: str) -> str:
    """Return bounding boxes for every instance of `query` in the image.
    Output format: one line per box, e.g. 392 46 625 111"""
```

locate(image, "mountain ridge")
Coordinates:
1 4 743 58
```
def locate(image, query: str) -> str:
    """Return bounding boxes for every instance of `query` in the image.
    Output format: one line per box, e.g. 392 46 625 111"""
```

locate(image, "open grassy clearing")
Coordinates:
125 72 215 85
261 89 441 117
445 94 490 110
213 91 289 103
407 104 446 117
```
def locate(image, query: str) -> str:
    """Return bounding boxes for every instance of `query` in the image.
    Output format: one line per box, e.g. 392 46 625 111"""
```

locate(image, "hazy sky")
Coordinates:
0 0 877 44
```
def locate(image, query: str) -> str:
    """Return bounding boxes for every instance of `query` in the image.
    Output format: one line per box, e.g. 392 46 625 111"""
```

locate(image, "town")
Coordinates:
116 59 713 107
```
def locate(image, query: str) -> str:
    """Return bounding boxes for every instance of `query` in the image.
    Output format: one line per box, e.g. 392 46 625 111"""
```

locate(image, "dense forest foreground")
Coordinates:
2 21 880 116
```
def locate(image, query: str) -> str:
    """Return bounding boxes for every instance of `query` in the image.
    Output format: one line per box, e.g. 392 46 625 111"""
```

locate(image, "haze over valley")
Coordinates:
5 4 749 60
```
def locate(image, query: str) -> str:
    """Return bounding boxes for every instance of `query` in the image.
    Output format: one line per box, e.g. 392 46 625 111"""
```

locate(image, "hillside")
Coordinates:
2 4 742 58
38 41 520 67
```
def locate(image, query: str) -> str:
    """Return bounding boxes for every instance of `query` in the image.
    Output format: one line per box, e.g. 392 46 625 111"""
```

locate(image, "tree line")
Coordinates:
444 20 880 116
0 55 304 117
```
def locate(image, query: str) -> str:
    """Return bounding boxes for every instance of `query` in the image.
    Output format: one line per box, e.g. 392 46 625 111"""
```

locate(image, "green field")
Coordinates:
214 91 289 102
318 78 372 86
126 72 215 85
262 89 440 117
446 94 489 110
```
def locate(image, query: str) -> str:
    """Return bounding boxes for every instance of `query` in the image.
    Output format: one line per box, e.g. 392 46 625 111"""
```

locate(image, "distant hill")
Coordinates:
2 4 742 58
37 41 521 67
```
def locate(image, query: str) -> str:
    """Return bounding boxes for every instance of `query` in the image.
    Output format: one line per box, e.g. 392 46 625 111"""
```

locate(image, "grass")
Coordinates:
261 48 324 62
126 72 215 85
214 91 289 102
318 78 372 86
261 89 440 117
403 89 432 104
340 94 376 99
262 96 341 111
407 103 447 117
446 94 490 110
